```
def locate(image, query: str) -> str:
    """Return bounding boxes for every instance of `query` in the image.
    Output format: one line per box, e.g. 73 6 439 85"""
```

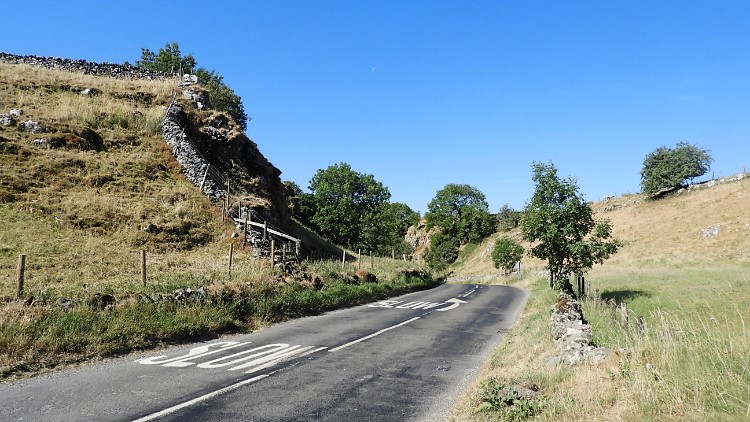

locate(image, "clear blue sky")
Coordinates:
7 1 750 213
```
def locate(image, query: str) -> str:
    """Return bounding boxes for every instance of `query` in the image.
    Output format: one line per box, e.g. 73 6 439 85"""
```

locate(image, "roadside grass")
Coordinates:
448 259 750 421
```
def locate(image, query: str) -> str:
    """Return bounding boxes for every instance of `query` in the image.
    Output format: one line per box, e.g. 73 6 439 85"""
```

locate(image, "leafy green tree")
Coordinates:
424 184 495 245
521 162 621 291
136 42 248 130
136 42 196 74
491 237 524 275
308 163 391 250
424 231 460 271
194 68 247 130
640 142 712 195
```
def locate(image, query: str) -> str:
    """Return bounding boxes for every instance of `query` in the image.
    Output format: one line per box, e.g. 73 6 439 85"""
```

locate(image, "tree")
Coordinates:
491 237 524 275
496 204 522 232
136 42 196 74
308 163 391 250
424 184 495 245
424 231 460 271
136 42 248 130
640 142 712 196
374 202 420 255
521 162 621 292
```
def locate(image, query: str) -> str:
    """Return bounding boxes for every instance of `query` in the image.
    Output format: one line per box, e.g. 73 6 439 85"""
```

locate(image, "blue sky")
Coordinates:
7 1 750 213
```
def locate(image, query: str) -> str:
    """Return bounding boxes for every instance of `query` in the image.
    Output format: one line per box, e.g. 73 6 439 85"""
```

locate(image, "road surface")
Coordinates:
0 283 527 421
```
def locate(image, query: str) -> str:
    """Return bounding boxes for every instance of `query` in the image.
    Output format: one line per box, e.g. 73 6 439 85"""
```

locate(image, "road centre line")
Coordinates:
131 374 269 422
329 317 421 352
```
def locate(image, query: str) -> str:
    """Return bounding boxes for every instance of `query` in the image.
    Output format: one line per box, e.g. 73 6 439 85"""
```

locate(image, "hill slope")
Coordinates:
448 175 750 279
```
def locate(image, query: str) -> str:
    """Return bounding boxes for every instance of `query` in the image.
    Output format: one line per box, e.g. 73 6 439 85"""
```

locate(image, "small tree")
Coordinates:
640 142 712 196
521 162 621 292
491 237 524 275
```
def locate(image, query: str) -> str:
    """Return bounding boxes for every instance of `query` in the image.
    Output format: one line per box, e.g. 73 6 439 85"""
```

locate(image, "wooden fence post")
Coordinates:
358 249 361 270
636 316 646 337
140 250 147 287
240 204 250 244
228 243 234 280
199 166 209 192
341 249 346 269
295 240 301 257
271 238 276 262
392 248 395 260
16 254 26 299
370 251 373 269
263 221 268 241
620 302 629 327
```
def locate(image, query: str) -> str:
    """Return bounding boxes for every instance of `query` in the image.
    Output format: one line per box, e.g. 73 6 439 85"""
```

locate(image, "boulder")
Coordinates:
0 114 14 126
19 120 45 133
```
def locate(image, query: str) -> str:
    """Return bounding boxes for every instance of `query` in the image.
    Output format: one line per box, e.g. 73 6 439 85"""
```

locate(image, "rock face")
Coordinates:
550 293 607 365
162 101 291 227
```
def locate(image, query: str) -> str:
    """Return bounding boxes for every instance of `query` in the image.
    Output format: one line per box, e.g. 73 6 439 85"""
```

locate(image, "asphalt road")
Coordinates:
0 283 528 422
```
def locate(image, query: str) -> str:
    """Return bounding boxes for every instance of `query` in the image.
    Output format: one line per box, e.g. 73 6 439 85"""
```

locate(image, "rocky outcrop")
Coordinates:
550 293 607 365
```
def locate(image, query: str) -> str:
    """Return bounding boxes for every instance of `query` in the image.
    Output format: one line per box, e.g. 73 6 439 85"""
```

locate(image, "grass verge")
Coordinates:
449 260 749 421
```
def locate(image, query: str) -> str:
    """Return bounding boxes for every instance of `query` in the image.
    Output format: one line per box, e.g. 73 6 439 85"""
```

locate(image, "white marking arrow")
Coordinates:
435 298 467 312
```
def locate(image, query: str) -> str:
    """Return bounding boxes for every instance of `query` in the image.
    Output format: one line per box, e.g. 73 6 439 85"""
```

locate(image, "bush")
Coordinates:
491 237 524 275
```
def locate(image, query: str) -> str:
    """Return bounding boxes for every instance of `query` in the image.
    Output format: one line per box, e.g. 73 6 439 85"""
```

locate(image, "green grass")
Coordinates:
583 261 750 420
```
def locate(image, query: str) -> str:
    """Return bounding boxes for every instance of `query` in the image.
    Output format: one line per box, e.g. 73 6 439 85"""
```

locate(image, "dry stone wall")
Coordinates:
0 52 169 80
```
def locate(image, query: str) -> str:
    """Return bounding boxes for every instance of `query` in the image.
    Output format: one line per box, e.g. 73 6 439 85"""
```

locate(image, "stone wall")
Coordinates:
0 52 169 80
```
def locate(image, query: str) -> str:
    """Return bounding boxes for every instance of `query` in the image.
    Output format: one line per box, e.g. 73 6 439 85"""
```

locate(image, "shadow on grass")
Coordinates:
599 289 651 303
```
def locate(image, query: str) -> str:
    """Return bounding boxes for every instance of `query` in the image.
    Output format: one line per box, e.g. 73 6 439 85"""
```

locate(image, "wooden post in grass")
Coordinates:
636 316 646 337
228 243 234 280
620 302 628 327
16 254 26 299
370 251 373 269
243 205 249 245
358 249 361 270
140 250 147 287
341 249 346 269
263 221 268 241
270 239 276 270
392 248 395 260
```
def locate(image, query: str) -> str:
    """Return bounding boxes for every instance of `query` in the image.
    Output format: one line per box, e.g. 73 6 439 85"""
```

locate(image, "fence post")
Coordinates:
341 249 346 269
243 205 248 245
141 250 147 287
636 316 646 337
199 166 209 192
620 302 629 327
16 254 26 299
392 248 395 260
228 243 234 280
370 251 373 269
263 221 268 241
270 239 276 270
296 240 301 257
358 249 361 270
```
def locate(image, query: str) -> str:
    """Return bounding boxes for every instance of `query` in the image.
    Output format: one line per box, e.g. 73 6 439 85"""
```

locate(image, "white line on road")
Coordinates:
131 374 269 422
329 317 421 352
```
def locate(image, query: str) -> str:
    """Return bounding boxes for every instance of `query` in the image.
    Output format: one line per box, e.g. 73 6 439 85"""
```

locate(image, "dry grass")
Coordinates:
447 178 750 421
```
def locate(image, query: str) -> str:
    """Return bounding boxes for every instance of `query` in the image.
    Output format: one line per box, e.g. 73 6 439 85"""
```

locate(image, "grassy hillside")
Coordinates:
0 60 431 380
448 179 750 421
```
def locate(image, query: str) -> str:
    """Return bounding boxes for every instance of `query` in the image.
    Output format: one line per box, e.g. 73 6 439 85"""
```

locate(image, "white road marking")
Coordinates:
435 298 467 311
131 374 269 422
329 317 421 352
